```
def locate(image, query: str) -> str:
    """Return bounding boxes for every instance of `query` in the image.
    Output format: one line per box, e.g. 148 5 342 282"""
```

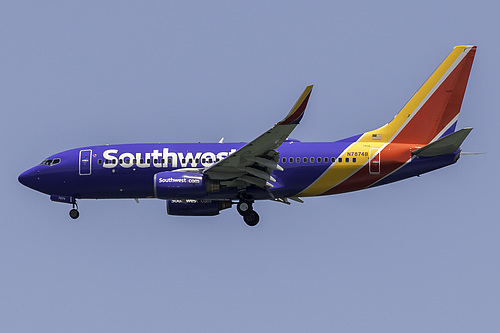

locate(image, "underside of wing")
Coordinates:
203 85 313 189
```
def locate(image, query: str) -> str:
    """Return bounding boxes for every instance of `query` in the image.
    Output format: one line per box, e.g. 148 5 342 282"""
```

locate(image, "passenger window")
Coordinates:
324 157 328 163
119 159 123 164
98 159 102 165
346 158 349 163
310 157 314 163
338 158 342 163
289 157 293 163
331 157 336 163
317 157 321 163
303 157 307 163
296 157 300 163
161 158 165 164
282 158 286 163
353 158 357 163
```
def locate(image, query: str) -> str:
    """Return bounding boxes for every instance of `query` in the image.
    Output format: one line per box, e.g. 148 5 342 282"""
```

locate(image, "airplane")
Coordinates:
18 45 476 226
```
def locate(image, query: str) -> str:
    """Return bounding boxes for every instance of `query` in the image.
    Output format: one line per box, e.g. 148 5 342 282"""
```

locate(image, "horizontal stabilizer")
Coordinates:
412 128 472 157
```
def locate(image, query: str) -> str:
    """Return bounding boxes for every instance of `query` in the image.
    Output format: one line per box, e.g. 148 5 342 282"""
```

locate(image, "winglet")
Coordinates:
277 85 313 125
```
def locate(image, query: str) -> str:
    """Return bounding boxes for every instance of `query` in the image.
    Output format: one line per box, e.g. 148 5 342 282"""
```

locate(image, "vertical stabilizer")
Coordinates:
298 46 476 197
367 45 476 145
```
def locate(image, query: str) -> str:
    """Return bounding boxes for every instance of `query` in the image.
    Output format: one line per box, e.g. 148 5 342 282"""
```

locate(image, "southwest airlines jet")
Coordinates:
19 45 476 226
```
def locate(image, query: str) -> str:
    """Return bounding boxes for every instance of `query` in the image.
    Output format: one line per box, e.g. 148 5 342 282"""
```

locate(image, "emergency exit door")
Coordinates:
369 148 380 175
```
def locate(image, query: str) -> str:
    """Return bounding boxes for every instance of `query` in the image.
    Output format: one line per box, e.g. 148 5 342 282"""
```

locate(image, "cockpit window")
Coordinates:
40 158 61 166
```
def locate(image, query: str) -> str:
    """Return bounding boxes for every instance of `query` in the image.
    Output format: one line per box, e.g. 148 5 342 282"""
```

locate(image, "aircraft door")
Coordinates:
369 148 380 175
79 149 92 175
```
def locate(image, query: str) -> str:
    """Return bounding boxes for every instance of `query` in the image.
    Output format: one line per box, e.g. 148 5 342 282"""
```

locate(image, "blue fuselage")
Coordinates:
18 139 459 201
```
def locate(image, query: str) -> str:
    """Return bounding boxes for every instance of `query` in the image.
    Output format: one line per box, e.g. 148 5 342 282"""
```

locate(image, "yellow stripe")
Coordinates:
366 45 466 143
298 46 466 196
298 141 383 196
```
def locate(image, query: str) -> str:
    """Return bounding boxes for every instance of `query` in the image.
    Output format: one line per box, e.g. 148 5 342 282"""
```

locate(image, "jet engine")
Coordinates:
166 199 232 216
154 171 219 199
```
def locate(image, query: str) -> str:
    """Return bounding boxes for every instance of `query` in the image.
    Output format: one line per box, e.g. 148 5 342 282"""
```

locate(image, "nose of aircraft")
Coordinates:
18 167 39 190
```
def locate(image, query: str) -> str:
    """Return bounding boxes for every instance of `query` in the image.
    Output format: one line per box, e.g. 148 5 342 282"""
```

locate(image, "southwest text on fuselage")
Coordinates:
102 148 237 169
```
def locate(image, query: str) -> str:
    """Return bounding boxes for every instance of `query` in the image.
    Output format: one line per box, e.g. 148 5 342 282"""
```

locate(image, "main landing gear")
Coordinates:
236 198 260 227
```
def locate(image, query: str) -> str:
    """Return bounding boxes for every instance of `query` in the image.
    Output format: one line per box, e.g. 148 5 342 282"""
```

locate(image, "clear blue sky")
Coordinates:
2 1 499 332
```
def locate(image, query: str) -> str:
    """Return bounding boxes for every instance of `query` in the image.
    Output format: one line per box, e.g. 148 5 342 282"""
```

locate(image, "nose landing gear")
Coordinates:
69 201 79 219
50 195 80 220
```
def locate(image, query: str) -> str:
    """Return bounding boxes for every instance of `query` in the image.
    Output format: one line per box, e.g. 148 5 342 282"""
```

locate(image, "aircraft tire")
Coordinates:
237 201 252 216
69 209 79 219
243 211 260 226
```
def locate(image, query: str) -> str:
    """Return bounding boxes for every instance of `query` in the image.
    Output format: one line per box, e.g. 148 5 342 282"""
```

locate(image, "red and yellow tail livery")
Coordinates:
300 45 476 197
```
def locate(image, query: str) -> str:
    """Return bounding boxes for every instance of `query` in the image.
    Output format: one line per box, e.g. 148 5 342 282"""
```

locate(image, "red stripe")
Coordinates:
322 144 412 195
393 48 475 144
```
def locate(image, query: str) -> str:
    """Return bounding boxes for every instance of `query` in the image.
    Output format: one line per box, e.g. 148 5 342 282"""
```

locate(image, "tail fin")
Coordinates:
365 45 476 145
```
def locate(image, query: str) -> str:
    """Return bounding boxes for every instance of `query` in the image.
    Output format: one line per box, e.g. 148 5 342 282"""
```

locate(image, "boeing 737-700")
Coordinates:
19 45 476 226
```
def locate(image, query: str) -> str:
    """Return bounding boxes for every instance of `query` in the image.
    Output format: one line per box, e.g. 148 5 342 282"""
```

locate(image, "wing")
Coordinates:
203 85 313 189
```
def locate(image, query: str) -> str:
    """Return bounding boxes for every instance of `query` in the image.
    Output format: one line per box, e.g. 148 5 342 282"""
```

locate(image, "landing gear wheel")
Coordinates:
69 209 79 219
237 201 252 216
243 211 260 227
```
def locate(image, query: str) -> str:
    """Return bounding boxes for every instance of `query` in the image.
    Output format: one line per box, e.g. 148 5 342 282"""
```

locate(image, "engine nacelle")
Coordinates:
166 199 232 216
154 171 219 199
